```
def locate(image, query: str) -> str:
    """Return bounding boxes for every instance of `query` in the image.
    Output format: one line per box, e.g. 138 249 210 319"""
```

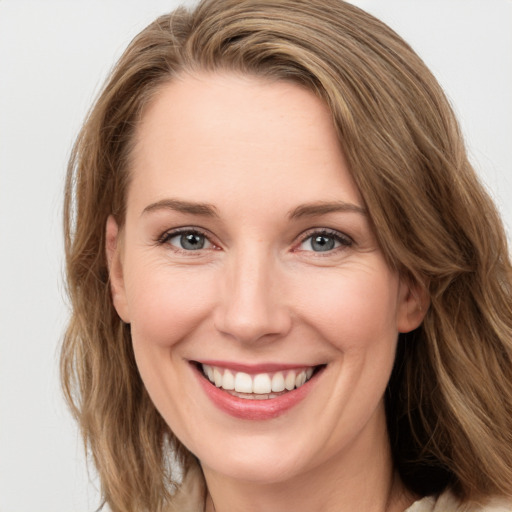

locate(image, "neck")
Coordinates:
202 409 416 512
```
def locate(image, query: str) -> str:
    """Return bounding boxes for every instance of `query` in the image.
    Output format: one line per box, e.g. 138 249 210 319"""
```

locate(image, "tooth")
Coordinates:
204 365 314 393
253 373 272 394
203 364 214 382
271 372 285 392
214 368 223 387
295 371 306 388
285 371 296 390
234 372 253 393
222 369 235 390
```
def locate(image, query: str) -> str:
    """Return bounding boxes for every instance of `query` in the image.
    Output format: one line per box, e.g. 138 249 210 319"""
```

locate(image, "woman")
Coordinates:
61 0 512 510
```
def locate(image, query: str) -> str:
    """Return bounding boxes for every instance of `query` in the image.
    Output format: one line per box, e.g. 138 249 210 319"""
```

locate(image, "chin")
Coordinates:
199 449 308 485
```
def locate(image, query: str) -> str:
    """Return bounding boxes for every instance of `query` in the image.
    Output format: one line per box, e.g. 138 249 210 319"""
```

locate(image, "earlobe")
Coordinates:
106 215 130 323
396 277 429 334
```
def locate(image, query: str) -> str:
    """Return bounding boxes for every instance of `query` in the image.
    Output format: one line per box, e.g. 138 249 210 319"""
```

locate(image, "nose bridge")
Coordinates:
215 242 290 343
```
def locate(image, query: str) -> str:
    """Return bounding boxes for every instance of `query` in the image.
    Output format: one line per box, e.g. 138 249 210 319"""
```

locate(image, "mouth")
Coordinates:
191 361 325 419
198 363 318 399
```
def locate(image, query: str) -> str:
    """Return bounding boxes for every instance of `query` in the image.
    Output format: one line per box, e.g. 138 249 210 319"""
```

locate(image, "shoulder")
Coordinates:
407 490 512 512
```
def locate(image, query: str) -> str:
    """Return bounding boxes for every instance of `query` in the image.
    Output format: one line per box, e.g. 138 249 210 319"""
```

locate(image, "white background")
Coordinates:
0 1 510 511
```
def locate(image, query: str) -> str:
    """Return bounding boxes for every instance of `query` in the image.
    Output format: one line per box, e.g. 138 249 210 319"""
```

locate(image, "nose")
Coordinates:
213 247 292 344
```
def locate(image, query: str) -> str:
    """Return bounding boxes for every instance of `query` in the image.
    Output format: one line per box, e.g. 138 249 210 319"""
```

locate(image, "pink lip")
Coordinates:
192 363 324 420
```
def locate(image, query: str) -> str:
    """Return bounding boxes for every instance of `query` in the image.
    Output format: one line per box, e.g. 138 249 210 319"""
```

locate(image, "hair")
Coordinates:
61 0 512 511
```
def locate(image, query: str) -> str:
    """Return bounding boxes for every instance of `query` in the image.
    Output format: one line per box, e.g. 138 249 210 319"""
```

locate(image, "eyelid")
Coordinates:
294 227 353 252
157 226 219 250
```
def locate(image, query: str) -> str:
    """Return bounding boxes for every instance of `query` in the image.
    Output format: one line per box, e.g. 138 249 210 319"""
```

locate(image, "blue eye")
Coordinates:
165 231 212 251
299 231 351 252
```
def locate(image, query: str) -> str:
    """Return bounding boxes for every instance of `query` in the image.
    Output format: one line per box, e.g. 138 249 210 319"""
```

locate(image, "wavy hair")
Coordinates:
61 1 512 510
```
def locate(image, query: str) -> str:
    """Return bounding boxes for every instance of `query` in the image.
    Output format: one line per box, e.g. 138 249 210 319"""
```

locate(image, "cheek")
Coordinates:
124 261 218 429
295 264 400 350
125 259 217 348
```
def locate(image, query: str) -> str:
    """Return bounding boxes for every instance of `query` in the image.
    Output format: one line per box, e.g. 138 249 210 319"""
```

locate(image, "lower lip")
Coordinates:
193 364 323 420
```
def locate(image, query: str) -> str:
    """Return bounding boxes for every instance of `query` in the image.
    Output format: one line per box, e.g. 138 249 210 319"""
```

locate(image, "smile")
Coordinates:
193 361 325 420
201 364 315 399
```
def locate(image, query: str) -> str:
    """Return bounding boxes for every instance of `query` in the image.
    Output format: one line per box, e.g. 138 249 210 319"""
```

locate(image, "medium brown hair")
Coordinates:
61 1 512 510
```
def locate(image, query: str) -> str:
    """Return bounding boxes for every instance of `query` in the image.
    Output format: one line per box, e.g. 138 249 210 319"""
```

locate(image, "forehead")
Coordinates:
127 72 362 213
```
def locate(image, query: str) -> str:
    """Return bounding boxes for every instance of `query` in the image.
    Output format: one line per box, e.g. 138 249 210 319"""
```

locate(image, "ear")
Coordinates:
396 276 429 333
106 215 130 323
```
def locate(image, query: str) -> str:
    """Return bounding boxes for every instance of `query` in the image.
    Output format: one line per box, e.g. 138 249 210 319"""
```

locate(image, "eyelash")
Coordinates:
157 227 216 253
156 227 353 254
295 228 353 254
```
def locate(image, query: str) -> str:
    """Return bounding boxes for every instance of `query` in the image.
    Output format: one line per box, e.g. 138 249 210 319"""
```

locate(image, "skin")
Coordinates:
107 73 426 512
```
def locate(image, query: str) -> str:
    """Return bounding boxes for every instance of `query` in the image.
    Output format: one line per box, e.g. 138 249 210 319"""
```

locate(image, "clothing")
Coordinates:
170 462 512 512
406 492 512 511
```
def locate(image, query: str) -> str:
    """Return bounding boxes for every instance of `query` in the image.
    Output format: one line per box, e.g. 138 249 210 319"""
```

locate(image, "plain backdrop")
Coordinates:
0 1 511 511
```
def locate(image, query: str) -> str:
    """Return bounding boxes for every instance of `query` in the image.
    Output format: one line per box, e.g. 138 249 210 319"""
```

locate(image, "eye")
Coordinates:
298 230 352 253
161 229 213 251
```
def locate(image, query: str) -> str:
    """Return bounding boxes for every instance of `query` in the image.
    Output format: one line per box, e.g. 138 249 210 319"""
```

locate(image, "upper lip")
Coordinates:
192 360 322 374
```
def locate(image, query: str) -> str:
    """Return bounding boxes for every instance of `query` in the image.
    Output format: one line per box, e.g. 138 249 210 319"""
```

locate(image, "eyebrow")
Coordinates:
288 201 367 219
141 199 219 217
141 198 366 219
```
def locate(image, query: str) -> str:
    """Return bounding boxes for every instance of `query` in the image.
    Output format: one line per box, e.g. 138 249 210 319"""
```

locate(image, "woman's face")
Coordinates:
107 73 424 484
